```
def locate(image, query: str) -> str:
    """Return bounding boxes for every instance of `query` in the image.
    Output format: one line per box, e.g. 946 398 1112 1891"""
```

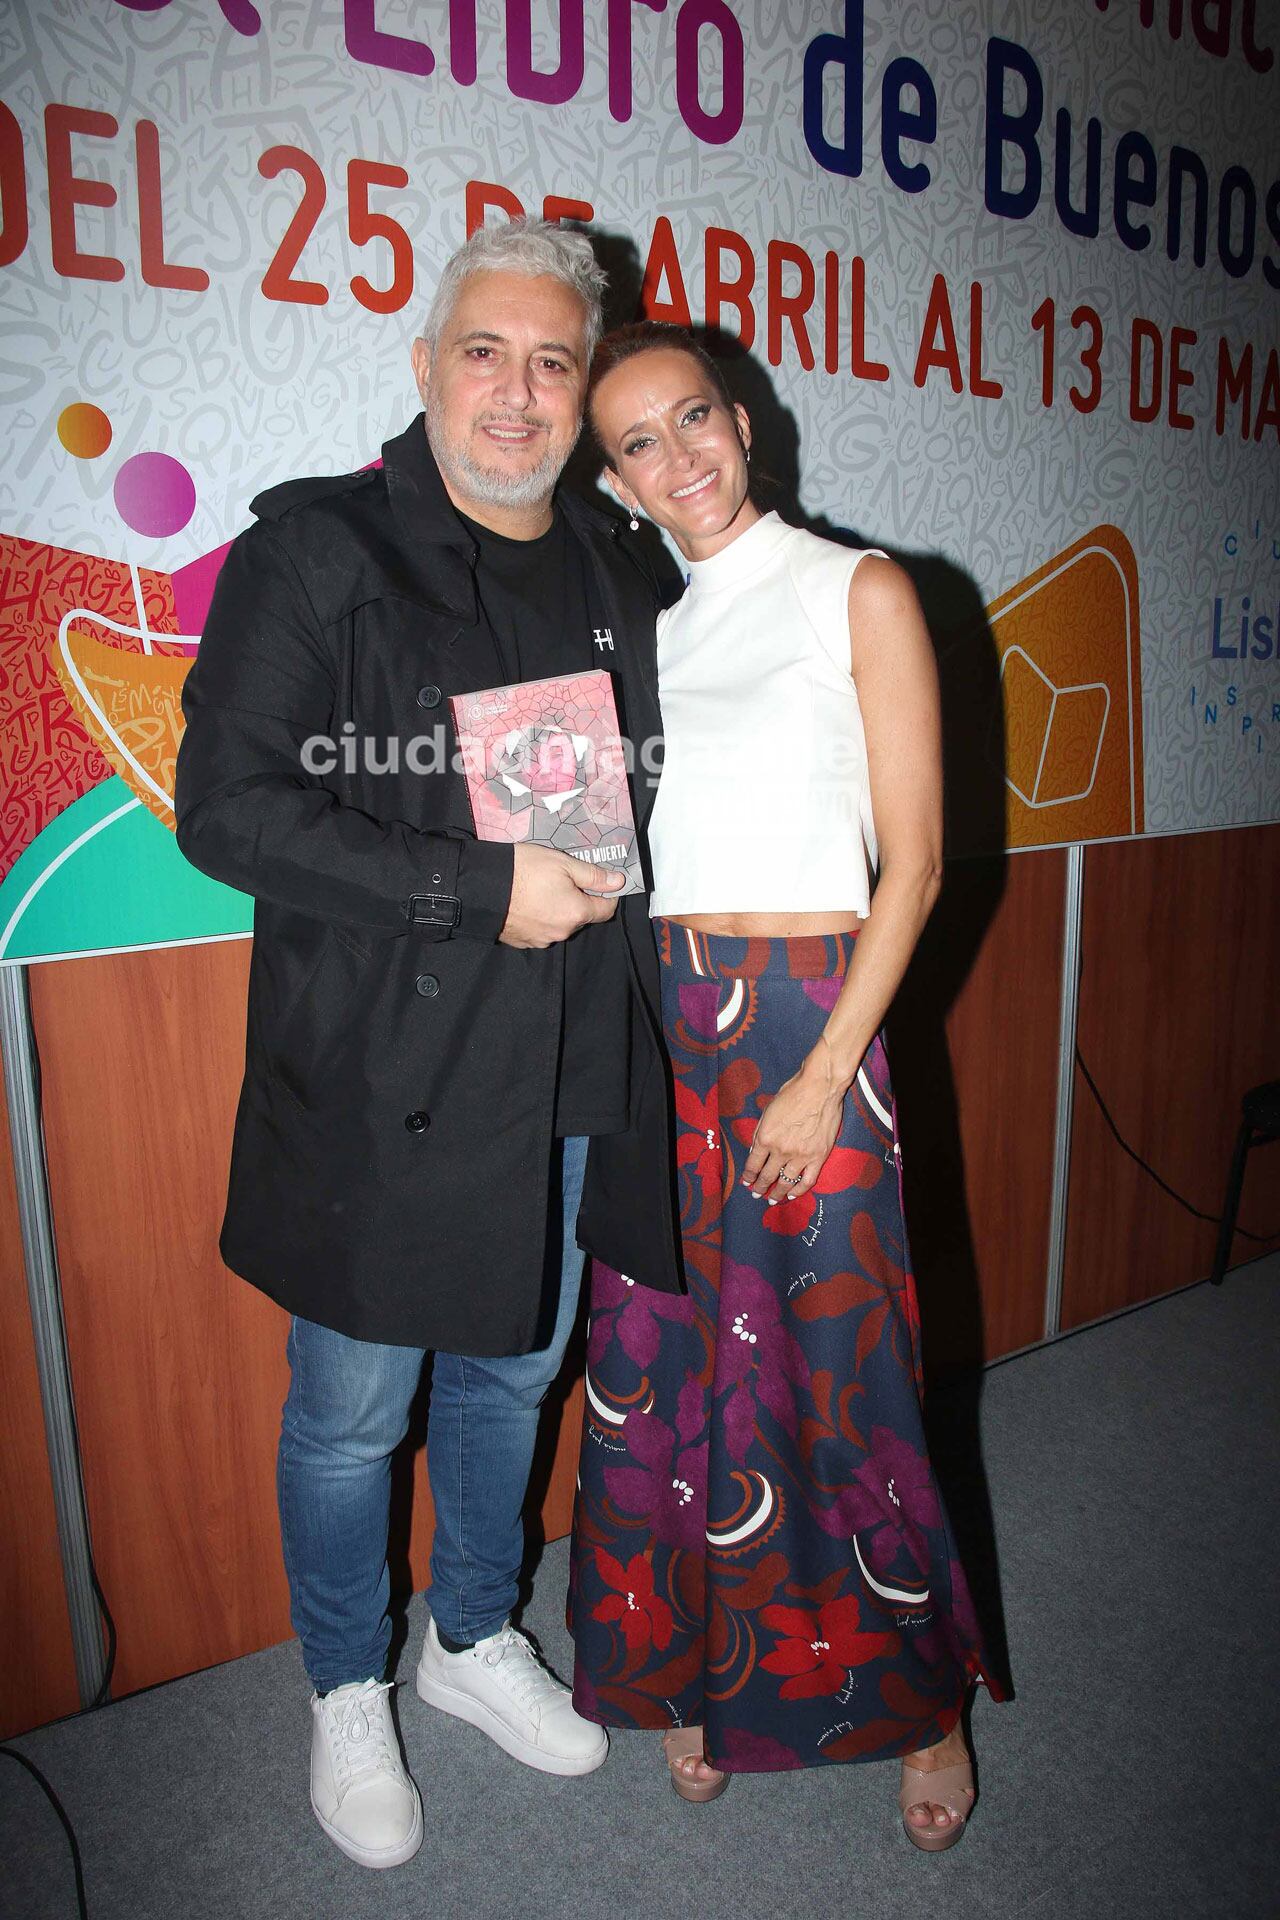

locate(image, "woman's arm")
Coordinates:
741 554 943 1202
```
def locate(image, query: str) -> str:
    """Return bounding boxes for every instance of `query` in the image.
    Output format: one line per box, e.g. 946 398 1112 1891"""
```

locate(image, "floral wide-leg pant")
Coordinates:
569 921 999 1773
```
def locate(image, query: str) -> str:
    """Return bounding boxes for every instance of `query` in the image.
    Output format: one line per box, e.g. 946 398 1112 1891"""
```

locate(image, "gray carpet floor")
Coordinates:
3 1255 1277 1920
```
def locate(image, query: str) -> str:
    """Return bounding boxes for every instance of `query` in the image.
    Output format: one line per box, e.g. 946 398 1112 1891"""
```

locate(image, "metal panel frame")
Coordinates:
1 963 108 1708
1044 844 1085 1338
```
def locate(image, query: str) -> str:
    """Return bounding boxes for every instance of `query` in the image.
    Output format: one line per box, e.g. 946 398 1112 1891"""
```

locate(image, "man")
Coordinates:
174 218 682 1871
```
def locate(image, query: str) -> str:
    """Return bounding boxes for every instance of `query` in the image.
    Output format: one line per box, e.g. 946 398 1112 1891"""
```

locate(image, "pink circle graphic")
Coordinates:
113 451 196 537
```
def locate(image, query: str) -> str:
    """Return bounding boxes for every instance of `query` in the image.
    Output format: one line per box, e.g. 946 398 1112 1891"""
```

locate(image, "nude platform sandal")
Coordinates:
898 1757 975 1851
662 1727 729 1803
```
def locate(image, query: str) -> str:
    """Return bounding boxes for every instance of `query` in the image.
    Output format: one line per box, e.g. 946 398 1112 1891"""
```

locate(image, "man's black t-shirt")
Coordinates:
456 503 633 1139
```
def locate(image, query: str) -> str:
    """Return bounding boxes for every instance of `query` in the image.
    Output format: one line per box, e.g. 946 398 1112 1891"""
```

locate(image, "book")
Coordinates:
449 668 644 894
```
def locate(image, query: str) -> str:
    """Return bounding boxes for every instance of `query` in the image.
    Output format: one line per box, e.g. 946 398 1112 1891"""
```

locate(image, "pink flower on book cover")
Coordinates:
492 722 590 804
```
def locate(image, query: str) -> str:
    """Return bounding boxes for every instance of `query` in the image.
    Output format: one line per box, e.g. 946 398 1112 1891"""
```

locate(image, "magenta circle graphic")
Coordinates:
113 452 196 537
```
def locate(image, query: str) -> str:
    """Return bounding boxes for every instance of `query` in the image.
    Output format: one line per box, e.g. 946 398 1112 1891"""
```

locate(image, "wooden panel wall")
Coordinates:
30 942 292 1702
26 939 587 1715
8 822 1276 1734
6 849 1073 1730
0 1035 79 1740
1062 823 1280 1328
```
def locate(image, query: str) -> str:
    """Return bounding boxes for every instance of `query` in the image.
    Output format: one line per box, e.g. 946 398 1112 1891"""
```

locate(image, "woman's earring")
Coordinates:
628 507 640 531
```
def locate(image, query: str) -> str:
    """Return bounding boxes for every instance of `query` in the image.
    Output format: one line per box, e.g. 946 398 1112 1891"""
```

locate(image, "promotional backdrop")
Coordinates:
1 0 1276 964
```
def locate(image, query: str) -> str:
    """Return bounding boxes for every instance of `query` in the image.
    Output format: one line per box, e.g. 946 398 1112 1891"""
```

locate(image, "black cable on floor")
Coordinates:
4 1462 116 1912
0 1745 88 1918
1074 1045 1278 1244
1072 860 1278 1248
86 1556 117 1713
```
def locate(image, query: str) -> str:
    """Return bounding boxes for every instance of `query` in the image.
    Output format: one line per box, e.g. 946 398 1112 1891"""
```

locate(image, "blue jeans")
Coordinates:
278 1136 588 1694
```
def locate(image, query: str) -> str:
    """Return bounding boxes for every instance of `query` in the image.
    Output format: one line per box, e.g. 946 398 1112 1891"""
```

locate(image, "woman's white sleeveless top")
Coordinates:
647 511 887 918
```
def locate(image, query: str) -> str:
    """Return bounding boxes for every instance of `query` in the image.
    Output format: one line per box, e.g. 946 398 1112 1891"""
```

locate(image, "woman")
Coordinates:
567 323 1001 1849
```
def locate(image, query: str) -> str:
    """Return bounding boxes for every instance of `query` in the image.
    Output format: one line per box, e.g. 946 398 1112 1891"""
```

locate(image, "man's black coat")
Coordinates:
175 415 682 1353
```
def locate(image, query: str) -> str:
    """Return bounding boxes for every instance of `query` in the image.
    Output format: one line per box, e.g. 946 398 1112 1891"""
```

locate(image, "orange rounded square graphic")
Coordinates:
988 526 1144 848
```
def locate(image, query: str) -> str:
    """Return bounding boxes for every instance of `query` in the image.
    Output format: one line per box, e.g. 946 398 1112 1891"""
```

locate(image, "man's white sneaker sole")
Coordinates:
414 1654 607 1777
310 1787 424 1870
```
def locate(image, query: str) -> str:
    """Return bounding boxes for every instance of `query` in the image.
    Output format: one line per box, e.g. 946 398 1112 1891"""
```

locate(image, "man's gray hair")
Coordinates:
420 217 607 360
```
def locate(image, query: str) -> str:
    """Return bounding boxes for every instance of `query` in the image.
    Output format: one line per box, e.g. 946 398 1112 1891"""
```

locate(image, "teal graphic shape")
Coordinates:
0 776 253 964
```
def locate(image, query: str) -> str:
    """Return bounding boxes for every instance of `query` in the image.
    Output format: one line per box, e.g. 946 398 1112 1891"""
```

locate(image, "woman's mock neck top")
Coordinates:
647 511 887 918
681 508 794 595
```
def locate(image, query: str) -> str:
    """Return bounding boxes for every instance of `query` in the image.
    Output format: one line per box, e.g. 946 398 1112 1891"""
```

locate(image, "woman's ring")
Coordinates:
778 1170 801 1184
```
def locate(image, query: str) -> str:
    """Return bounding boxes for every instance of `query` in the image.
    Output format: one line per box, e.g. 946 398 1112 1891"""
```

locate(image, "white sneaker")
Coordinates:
415 1619 608 1777
310 1679 424 1869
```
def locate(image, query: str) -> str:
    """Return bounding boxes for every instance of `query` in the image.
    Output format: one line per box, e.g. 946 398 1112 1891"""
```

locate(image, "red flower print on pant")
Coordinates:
592 1550 674 1653
759 1595 899 1700
759 1143 883 1237
674 1078 722 1201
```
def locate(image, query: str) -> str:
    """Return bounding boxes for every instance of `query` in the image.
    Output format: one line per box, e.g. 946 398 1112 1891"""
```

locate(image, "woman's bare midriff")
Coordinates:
664 912 867 936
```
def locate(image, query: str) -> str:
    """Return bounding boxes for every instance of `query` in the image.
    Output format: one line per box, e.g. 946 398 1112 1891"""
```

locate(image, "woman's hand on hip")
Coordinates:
740 1065 845 1205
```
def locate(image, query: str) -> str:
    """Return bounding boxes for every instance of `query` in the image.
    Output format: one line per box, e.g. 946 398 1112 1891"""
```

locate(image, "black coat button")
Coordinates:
404 1110 430 1132
415 973 440 998
416 685 442 708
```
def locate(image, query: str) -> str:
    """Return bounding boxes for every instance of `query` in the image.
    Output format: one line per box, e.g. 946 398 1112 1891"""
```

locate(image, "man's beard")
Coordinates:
426 388 575 509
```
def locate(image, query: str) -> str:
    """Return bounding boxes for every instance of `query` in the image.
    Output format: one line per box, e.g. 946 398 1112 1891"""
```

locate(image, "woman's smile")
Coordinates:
669 467 719 500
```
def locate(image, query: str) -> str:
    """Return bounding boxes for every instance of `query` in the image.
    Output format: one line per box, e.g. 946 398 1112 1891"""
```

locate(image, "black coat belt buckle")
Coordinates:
404 892 461 928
